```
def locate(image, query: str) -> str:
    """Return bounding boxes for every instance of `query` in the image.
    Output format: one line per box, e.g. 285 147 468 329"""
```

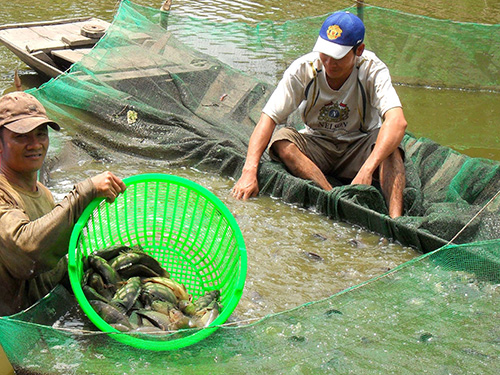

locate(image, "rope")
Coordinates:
446 188 500 246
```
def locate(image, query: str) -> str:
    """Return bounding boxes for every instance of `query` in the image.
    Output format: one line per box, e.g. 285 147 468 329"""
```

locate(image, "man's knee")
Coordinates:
392 148 405 172
379 148 405 181
393 147 404 160
271 140 296 162
385 148 404 168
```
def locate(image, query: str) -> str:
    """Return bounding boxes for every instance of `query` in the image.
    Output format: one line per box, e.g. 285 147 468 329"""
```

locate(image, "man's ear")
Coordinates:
356 43 365 56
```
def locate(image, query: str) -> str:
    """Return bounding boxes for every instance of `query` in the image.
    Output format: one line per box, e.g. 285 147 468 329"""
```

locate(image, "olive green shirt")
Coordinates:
0 174 96 316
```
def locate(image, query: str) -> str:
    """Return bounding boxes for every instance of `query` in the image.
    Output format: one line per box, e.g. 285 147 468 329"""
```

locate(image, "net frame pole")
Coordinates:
356 0 365 22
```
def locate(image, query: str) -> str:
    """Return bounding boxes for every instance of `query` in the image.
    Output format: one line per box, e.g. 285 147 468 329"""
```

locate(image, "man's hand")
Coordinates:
91 172 127 203
351 167 373 186
231 169 259 200
231 113 277 200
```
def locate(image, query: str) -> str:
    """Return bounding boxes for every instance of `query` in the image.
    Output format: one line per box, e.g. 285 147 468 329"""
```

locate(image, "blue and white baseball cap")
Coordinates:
313 11 365 59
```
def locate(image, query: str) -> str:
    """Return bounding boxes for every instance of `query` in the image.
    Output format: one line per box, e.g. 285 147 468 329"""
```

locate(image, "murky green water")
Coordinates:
0 0 499 372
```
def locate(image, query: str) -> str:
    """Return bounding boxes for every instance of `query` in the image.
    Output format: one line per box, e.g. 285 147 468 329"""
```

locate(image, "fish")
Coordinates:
109 250 170 278
189 301 220 328
135 310 171 331
110 276 142 313
88 254 121 286
94 244 143 261
141 281 178 306
87 271 115 300
80 244 223 334
194 290 221 310
117 263 162 279
83 285 110 304
178 299 196 316
89 300 132 329
150 300 175 316
168 308 190 330
142 277 190 301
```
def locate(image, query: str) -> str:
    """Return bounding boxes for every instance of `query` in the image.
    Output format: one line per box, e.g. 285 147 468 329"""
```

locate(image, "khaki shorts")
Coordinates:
269 127 401 180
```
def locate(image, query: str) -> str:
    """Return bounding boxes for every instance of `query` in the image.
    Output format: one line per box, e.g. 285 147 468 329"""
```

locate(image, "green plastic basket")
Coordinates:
68 173 247 351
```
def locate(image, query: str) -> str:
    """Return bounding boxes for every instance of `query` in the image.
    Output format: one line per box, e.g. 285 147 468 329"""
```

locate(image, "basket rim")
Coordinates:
67 173 247 351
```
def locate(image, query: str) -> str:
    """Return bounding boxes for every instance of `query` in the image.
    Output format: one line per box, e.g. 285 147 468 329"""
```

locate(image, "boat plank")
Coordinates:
0 26 69 53
52 18 110 39
25 40 68 54
32 51 61 68
79 43 212 75
0 17 93 30
0 28 48 50
149 32 172 55
61 34 99 48
34 25 74 41
18 52 63 77
52 48 92 65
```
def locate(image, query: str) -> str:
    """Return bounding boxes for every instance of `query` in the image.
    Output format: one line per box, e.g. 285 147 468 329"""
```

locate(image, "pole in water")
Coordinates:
160 0 172 29
14 69 22 91
356 0 365 22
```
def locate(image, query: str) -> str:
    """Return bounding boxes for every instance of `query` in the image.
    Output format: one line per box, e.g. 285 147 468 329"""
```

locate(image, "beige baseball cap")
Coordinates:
0 91 60 133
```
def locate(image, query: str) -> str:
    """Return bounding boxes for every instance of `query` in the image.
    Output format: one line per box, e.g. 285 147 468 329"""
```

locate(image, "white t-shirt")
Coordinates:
263 50 402 144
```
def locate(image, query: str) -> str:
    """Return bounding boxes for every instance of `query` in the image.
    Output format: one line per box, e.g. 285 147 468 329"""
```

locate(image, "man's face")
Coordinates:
0 125 49 174
319 44 364 85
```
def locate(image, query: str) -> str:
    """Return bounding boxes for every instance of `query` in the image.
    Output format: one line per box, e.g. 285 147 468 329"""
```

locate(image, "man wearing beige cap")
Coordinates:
0 91 127 316
232 11 407 218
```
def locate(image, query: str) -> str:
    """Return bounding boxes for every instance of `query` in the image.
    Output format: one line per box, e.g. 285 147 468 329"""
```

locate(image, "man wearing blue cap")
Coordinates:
232 11 407 218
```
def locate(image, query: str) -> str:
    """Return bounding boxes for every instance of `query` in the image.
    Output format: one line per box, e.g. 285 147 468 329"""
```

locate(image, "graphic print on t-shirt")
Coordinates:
318 101 350 131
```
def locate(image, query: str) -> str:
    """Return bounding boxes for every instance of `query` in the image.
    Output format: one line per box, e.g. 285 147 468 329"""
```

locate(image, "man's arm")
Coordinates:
351 107 407 186
0 172 126 279
231 113 276 200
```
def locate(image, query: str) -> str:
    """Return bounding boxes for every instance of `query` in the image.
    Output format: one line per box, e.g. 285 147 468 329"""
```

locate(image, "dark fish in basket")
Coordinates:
109 250 170 278
79 243 224 334
110 276 142 313
90 300 132 329
168 308 190 331
129 310 143 328
178 299 196 316
87 271 115 300
117 263 164 279
150 300 175 316
94 244 144 261
88 254 121 286
141 281 178 307
135 309 172 331
83 285 110 304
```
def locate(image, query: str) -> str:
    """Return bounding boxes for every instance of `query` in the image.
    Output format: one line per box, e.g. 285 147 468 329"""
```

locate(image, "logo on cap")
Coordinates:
327 25 342 40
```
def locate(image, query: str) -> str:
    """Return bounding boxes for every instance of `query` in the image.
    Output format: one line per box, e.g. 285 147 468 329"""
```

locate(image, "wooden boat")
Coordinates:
0 17 110 78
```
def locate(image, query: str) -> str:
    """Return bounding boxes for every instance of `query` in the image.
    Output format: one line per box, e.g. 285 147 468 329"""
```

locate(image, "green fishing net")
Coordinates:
1 242 499 374
1 0 499 372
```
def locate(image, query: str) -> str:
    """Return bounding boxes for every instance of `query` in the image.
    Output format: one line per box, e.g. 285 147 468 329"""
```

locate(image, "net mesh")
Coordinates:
1 241 499 374
1 0 500 372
